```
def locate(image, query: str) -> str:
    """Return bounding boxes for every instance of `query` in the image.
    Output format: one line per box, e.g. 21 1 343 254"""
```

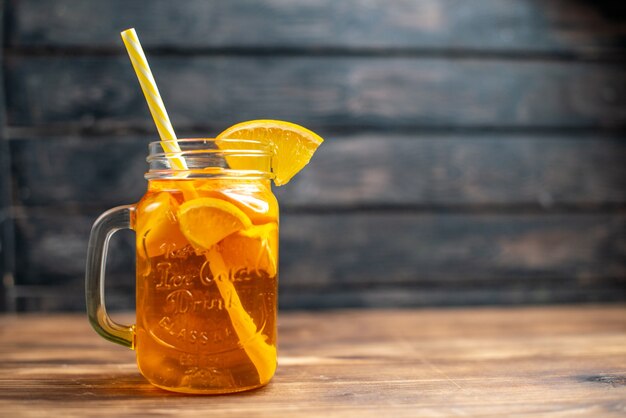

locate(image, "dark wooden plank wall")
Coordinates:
0 0 10 312
1 0 625 311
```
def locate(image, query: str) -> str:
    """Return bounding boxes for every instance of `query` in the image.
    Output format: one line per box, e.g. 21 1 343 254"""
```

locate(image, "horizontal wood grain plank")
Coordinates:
9 134 626 208
284 134 626 209
5 56 625 129
12 209 626 308
13 208 135 286
7 0 626 55
0 307 625 416
10 137 148 207
280 213 626 291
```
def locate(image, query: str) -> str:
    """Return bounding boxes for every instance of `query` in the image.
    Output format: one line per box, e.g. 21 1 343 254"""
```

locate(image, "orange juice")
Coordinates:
134 179 278 393
86 126 321 394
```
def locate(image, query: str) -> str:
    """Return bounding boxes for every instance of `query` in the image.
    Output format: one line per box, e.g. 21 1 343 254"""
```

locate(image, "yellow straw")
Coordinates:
120 28 187 171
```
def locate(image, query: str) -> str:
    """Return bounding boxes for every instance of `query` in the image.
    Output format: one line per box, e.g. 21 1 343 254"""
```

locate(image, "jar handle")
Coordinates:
85 205 135 349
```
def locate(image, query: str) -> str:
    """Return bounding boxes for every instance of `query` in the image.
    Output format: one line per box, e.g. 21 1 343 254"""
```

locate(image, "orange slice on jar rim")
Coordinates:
216 119 324 186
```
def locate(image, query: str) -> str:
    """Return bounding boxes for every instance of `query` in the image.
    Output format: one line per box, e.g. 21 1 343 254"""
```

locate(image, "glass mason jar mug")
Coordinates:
85 139 279 394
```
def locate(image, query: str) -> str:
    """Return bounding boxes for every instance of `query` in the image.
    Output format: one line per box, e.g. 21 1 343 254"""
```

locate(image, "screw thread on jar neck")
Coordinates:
145 138 273 180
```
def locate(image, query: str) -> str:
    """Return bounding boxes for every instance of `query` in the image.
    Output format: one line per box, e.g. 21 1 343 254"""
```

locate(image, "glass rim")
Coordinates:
149 137 271 150
146 138 273 180
145 168 274 181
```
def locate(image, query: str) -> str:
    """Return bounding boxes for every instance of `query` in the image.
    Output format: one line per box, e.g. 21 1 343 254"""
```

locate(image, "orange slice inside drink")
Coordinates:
178 197 252 250
136 192 188 259
219 223 278 278
196 181 278 225
177 197 277 382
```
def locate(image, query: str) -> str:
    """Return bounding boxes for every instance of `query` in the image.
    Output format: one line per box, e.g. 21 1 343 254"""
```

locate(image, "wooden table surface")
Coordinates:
1 305 625 417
